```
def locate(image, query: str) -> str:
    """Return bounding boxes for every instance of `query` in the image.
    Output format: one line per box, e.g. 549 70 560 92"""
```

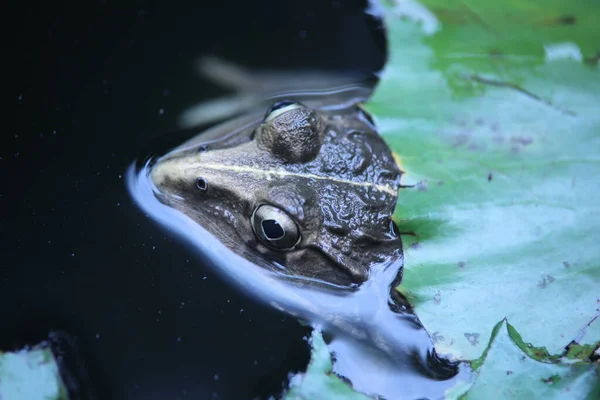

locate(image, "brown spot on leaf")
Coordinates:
506 371 513 375
584 51 599 66
464 332 480 346
489 49 504 58
556 15 577 25
511 136 533 146
452 132 471 147
537 274 556 289
468 142 480 151
563 261 570 268
457 261 466 268
488 172 493 182
415 181 428 192
409 242 421 250
431 332 444 343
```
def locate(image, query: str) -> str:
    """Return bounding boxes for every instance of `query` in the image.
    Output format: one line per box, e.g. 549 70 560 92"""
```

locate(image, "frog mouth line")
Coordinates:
181 162 399 195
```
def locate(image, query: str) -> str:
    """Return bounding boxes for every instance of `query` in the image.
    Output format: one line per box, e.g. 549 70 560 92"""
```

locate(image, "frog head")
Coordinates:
150 100 402 287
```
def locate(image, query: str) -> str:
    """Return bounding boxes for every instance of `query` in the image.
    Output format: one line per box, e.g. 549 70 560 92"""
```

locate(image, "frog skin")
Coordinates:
149 99 403 288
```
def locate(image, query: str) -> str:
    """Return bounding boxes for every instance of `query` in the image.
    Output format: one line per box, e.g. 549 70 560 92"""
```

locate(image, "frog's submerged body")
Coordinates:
150 95 403 288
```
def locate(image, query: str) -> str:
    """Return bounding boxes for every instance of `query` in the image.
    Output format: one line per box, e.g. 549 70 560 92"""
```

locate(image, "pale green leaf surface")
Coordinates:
463 320 599 399
0 348 68 400
284 330 371 400
367 0 600 362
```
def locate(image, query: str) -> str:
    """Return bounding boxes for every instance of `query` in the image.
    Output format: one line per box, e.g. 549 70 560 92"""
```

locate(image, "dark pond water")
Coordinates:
7 1 388 399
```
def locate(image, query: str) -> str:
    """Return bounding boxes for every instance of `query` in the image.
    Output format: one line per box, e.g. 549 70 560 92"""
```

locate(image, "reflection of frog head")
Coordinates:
150 100 402 287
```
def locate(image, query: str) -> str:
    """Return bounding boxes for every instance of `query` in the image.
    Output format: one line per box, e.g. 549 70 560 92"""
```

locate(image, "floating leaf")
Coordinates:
368 0 600 363
284 331 370 400
463 320 599 399
0 347 69 400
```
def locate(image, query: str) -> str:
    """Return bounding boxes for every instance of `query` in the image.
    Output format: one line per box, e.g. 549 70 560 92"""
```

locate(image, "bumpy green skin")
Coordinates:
151 101 403 287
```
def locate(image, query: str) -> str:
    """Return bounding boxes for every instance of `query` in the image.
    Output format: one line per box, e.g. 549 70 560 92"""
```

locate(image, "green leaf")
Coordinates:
283 330 371 400
0 347 69 400
462 320 599 399
367 0 600 364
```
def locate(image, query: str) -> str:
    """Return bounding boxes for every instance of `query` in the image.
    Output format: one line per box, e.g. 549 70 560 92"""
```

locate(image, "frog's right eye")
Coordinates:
264 100 303 122
251 205 301 251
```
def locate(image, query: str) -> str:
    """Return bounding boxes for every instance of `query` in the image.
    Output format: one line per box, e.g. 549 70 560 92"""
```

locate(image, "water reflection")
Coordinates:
127 86 471 399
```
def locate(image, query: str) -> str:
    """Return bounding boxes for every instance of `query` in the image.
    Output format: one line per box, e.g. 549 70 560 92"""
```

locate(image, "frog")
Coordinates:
128 61 463 396
149 95 403 288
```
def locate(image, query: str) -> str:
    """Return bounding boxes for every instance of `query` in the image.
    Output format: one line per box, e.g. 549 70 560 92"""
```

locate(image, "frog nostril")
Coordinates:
196 178 208 191
198 144 210 153
261 219 285 240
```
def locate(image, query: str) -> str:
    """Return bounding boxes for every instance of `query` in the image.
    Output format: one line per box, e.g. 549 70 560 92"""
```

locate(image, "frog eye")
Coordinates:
264 100 303 122
196 177 208 191
251 205 301 251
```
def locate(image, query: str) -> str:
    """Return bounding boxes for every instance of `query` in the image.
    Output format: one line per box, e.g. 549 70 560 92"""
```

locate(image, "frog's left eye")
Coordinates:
251 205 301 251
264 100 303 122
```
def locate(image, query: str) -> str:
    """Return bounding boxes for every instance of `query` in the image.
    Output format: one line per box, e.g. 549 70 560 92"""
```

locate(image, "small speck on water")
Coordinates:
158 108 165 115
203 276 207 280
240 309 244 313
71 253 75 257
95 334 101 339
177 337 182 342
213 374 219 381
299 30 307 38
152 246 156 250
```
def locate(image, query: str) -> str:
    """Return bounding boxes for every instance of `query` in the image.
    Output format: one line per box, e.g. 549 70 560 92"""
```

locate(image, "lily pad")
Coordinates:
0 347 69 400
284 331 370 400
464 320 599 399
367 0 600 363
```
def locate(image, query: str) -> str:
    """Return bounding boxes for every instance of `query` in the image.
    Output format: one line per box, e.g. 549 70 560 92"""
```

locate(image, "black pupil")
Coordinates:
196 178 207 191
261 219 285 240
198 144 210 152
267 100 296 115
